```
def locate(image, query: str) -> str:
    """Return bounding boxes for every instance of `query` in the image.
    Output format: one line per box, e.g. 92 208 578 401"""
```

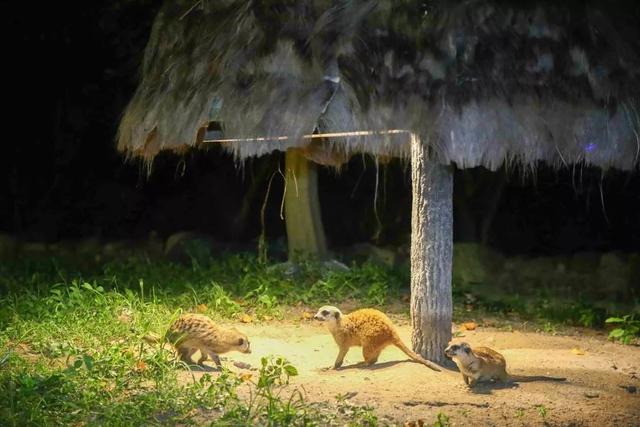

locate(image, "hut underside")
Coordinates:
117 0 640 171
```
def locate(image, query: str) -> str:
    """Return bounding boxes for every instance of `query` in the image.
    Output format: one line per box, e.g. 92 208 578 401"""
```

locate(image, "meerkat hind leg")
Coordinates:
177 345 197 364
362 345 382 365
195 348 209 365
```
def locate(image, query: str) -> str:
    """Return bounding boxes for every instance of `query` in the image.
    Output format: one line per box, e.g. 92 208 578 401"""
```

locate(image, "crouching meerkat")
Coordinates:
144 313 251 366
314 305 441 371
444 342 566 386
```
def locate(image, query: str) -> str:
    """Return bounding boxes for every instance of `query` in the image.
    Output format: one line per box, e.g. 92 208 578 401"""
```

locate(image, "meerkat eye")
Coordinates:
321 310 329 316
464 347 470 354
238 338 244 345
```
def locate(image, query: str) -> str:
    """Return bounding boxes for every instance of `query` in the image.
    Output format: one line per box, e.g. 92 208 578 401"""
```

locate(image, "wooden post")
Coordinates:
284 148 328 261
410 134 453 364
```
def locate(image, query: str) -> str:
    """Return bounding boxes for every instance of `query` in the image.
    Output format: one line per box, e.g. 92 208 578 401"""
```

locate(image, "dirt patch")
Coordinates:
180 320 640 426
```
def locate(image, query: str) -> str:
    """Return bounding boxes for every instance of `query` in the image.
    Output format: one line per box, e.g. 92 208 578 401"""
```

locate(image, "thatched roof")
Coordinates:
118 0 640 170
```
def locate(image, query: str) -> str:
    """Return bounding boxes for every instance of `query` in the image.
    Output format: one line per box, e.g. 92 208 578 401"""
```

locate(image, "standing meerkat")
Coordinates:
314 305 441 371
444 342 566 386
145 313 251 366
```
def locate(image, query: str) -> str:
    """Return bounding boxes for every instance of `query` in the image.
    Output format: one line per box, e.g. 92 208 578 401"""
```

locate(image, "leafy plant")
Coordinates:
605 315 640 344
434 412 451 426
257 356 299 388
542 322 557 335
535 404 548 419
205 282 242 317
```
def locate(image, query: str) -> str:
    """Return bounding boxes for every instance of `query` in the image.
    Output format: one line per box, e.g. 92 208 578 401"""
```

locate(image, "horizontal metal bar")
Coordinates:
202 129 412 144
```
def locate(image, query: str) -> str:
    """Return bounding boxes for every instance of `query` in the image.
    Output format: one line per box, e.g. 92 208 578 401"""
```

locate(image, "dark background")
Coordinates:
4 1 640 256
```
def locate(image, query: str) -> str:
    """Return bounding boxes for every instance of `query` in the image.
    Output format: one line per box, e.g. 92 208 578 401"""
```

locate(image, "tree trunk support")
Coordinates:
410 134 453 365
284 148 327 261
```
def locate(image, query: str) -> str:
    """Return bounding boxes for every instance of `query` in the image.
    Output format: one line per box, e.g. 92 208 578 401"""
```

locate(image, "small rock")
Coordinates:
0 234 18 258
341 391 358 400
164 232 216 264
364 377 370 381
233 361 252 370
584 391 600 398
403 400 422 407
322 259 350 272
619 385 637 394
344 243 397 266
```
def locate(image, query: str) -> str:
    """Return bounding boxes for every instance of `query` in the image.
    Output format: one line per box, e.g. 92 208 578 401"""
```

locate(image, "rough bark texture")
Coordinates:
284 149 327 261
410 134 453 365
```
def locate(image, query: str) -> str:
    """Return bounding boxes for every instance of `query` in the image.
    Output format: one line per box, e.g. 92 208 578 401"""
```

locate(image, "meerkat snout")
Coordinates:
444 342 472 358
313 305 342 321
237 337 251 354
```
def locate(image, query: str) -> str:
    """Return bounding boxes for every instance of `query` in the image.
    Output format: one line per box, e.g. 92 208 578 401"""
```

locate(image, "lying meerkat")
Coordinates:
144 313 251 366
314 305 441 371
444 342 566 386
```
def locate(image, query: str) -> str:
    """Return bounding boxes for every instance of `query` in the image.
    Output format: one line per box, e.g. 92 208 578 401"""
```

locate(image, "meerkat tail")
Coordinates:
510 374 566 382
143 332 162 345
394 340 441 371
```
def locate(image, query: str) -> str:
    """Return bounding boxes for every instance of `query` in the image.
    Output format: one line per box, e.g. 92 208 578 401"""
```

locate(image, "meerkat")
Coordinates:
313 305 441 371
444 342 566 386
144 313 251 366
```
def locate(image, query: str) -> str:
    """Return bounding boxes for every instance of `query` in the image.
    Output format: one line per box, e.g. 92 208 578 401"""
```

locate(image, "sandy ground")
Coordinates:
180 318 640 426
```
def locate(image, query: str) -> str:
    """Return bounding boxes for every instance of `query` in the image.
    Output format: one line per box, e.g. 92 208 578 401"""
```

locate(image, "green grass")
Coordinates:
0 252 637 425
0 254 393 426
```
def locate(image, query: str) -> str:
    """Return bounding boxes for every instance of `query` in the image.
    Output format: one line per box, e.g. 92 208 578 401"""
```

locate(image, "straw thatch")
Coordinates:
118 0 640 171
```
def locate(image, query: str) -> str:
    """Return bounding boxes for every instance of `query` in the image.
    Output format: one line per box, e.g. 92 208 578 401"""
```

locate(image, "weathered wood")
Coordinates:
284 148 327 260
410 134 453 364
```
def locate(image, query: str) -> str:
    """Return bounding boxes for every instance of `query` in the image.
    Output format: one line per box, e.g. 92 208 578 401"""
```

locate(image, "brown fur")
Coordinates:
445 342 565 386
314 306 441 371
145 313 251 366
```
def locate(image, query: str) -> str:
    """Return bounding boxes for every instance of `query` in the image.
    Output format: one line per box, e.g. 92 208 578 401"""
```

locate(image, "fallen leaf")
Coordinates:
239 314 253 323
302 312 314 320
461 321 477 331
571 348 586 356
262 315 273 321
240 372 253 382
135 360 147 372
196 304 208 313
404 420 425 427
